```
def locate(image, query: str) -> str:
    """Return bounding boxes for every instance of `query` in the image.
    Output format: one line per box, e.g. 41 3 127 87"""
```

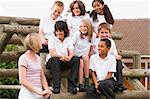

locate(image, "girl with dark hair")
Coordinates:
90 0 114 33
67 0 89 37
46 21 80 94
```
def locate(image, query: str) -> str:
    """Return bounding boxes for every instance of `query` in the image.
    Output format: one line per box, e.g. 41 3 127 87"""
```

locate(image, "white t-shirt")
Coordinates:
72 31 97 57
67 13 90 37
95 37 118 56
90 14 106 33
90 54 116 81
46 36 74 61
39 16 63 39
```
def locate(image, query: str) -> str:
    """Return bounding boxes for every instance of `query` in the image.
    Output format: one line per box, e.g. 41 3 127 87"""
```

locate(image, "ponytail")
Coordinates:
103 5 115 25
90 10 98 22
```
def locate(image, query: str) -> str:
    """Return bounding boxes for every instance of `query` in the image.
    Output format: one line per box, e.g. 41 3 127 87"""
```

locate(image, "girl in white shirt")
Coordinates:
46 21 80 94
67 0 89 37
73 19 96 92
90 0 114 33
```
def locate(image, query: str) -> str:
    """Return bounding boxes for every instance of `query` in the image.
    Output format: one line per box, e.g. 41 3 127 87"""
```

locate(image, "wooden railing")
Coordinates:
0 16 149 99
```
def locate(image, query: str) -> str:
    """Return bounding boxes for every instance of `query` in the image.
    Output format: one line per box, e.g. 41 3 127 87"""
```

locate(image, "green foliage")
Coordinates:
4 44 17 52
0 44 19 98
0 61 17 69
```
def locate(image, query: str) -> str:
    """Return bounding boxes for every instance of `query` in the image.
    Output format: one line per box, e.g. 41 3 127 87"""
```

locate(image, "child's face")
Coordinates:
72 3 81 16
92 1 104 14
51 4 63 20
55 30 65 42
98 28 111 38
98 41 109 56
79 22 88 35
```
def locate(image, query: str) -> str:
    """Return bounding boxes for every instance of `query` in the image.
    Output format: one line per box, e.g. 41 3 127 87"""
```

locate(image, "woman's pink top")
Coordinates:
18 52 42 89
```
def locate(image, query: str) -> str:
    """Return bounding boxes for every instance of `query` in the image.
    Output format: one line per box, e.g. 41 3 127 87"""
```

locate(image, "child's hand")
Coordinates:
43 89 52 99
116 55 122 60
64 56 71 62
42 39 48 45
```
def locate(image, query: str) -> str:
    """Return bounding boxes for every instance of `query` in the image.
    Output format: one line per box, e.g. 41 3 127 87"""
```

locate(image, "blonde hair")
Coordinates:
52 1 64 8
98 22 111 34
80 19 93 42
24 33 41 53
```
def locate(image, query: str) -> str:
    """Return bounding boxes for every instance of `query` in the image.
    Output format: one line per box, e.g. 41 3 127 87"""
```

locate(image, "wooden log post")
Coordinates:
112 32 123 40
120 50 141 69
2 24 39 35
0 16 39 25
0 26 14 54
0 68 150 79
123 63 146 90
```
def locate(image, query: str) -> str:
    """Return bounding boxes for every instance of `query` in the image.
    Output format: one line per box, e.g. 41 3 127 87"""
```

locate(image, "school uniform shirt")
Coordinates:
67 13 90 37
72 31 97 57
39 16 63 39
46 36 74 61
90 14 106 33
18 52 43 99
95 37 118 56
90 54 116 81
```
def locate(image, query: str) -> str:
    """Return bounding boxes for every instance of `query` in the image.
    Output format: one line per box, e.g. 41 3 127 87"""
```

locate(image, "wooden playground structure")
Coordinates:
0 16 149 99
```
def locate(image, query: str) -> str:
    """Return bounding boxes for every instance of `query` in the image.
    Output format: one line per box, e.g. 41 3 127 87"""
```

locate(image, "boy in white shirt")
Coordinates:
95 22 126 92
86 38 116 99
39 1 64 53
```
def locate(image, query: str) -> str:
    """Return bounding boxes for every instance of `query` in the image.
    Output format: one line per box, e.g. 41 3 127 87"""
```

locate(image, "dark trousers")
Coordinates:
47 56 79 89
40 45 49 53
114 60 124 87
86 78 116 99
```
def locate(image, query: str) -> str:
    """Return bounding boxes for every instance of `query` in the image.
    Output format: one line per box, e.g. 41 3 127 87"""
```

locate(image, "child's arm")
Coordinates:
40 68 52 96
91 71 99 89
39 29 48 45
105 72 113 79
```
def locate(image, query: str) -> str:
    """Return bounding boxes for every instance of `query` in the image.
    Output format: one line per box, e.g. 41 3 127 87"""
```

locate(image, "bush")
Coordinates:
0 44 19 98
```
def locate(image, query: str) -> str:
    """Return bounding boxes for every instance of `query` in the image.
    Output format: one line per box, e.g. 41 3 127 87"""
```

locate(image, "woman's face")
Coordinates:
55 30 65 42
79 22 88 35
92 1 104 14
72 3 81 16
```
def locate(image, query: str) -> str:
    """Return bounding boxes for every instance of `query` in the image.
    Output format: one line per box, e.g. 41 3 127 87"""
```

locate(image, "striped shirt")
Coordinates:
18 53 42 89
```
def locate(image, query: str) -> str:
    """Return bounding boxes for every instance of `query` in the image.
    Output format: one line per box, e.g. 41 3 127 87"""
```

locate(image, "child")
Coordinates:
86 38 117 99
67 0 89 37
90 0 114 33
46 21 80 94
96 22 126 92
72 19 96 92
39 1 64 53
18 33 52 99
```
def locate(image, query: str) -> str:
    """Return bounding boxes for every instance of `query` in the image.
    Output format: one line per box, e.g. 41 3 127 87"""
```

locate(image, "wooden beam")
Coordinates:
0 53 19 61
119 50 140 58
112 32 123 40
50 91 150 99
0 69 149 78
0 16 39 25
2 24 39 35
0 85 149 99
0 32 14 54
122 64 145 90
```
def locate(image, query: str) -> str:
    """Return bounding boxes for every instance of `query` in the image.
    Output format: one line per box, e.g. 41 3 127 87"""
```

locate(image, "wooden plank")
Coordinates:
0 16 39 25
0 68 150 78
0 85 149 99
2 24 38 35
